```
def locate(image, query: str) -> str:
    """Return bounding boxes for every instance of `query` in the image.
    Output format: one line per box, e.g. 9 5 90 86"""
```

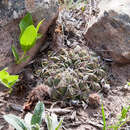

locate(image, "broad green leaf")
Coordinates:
19 13 33 33
36 19 45 33
31 101 45 125
20 25 37 52
0 68 19 89
37 33 43 39
2 74 19 88
7 75 19 88
0 68 8 79
3 114 27 130
11 45 19 62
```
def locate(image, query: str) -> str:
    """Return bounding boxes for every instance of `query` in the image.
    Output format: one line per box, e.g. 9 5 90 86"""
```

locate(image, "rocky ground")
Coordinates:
0 0 130 130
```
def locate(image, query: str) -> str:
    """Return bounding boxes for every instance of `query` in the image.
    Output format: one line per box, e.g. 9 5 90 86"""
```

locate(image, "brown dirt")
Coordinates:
0 77 129 130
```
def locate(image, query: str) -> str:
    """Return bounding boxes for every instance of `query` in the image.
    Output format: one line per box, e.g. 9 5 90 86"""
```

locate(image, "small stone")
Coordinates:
102 84 110 94
24 70 34 81
88 93 100 108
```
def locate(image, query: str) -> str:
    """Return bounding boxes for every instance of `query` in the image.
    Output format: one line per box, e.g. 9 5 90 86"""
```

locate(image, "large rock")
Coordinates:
85 0 130 64
0 0 58 74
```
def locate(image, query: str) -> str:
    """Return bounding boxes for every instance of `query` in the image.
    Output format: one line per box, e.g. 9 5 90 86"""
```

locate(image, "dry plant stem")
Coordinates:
0 99 7 103
50 101 62 110
46 108 73 115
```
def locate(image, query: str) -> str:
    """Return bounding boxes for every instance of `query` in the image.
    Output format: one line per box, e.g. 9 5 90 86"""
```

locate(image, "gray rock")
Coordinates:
85 0 130 64
0 0 59 74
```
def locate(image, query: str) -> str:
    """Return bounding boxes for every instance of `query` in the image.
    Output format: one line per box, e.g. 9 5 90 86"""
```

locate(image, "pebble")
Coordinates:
102 84 110 94
88 93 100 108
24 70 34 81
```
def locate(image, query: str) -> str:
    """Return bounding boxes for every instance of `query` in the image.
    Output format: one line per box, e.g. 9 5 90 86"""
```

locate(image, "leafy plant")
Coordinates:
4 101 44 130
102 104 106 130
12 13 44 64
3 102 63 130
101 104 130 130
0 68 19 92
45 113 63 130
108 106 130 130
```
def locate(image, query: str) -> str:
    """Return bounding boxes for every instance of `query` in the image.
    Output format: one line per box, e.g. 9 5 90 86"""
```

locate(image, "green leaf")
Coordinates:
120 106 130 121
31 101 45 125
0 68 8 79
36 19 45 33
55 119 63 130
19 56 30 64
108 125 117 129
120 107 127 120
11 45 19 62
45 113 63 130
31 124 40 130
108 106 130 129
3 114 27 130
0 68 19 90
101 104 106 130
127 82 130 86
37 33 43 39
20 25 37 52
19 13 33 33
